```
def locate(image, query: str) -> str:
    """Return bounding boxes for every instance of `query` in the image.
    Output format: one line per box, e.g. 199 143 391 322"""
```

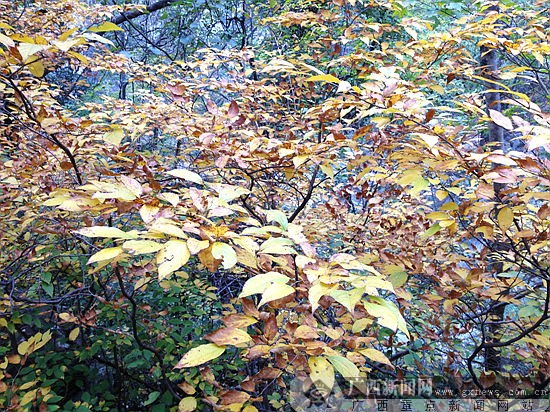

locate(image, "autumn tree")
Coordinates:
0 0 548 410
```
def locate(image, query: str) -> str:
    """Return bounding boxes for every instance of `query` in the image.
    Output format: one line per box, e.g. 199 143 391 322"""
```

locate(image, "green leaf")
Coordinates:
265 210 289 230
143 391 160 406
327 355 360 379
175 343 226 368
421 223 441 239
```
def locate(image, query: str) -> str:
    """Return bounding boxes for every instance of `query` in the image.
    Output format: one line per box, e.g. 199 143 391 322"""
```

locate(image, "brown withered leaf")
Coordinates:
219 389 250 406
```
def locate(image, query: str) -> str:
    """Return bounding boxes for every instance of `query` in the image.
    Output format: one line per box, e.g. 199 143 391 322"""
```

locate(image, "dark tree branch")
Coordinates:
112 0 178 25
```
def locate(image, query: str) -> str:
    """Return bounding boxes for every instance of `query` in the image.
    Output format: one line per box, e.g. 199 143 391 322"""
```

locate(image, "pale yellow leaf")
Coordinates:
167 169 203 185
139 205 159 223
239 272 290 298
104 126 124 146
157 240 190 280
258 283 295 306
309 282 336 313
0 32 14 47
187 238 210 255
258 237 295 255
211 242 237 269
75 226 138 239
489 109 513 131
309 356 335 390
329 288 363 313
18 43 44 61
122 240 163 255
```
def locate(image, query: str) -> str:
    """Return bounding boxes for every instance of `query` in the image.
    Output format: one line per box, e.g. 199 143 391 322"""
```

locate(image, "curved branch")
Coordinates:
112 0 178 25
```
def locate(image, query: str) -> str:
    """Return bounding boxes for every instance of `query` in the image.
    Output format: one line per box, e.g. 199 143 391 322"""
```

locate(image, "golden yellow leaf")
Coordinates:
87 246 123 264
175 343 225 368
497 207 514 232
358 348 393 367
204 327 251 346
88 22 124 32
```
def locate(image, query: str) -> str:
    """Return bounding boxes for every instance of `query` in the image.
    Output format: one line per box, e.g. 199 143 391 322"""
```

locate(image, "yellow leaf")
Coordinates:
167 169 203 185
20 389 38 406
204 327 252 346
87 246 123 264
157 240 190 280
52 38 82 52
309 282 335 313
358 348 393 367
68 327 80 341
88 22 124 33
151 222 187 238
329 288 363 313
259 237 295 255
306 74 340 83
258 283 295 306
17 340 30 356
104 126 124 146
28 59 44 77
178 397 197 412
0 32 14 47
174 343 225 368
309 356 335 390
497 207 514 232
139 204 159 223
122 240 163 255
18 43 44 61
211 242 237 269
187 238 210 254
239 272 290 298
75 226 138 239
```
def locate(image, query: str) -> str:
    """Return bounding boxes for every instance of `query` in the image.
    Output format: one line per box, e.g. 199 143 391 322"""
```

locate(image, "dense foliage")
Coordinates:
0 0 548 410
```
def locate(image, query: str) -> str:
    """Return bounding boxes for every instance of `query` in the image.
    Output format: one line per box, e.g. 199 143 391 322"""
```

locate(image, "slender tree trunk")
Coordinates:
479 2 506 375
